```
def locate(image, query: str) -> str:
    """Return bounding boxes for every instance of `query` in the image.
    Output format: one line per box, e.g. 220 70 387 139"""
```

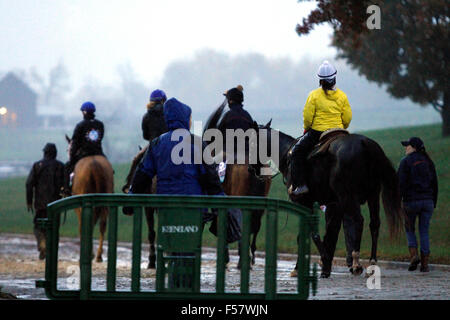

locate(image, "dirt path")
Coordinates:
0 233 448 300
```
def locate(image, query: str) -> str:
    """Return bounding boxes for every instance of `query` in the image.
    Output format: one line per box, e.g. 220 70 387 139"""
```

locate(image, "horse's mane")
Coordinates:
203 99 227 134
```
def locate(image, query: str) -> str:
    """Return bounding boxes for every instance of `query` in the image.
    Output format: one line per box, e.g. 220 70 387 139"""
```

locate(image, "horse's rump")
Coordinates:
320 134 403 237
72 155 114 195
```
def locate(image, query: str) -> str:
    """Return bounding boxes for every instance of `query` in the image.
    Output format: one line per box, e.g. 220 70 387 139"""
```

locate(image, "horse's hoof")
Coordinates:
320 272 331 278
348 267 353 274
290 269 298 277
147 262 156 269
39 250 46 260
96 256 103 263
351 266 363 276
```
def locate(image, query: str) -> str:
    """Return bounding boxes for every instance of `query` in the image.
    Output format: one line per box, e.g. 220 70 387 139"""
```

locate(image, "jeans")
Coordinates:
404 199 433 255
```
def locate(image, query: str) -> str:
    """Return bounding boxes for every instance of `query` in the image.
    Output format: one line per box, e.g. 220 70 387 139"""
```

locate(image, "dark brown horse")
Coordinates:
66 135 114 262
204 102 273 267
122 146 157 269
264 127 404 278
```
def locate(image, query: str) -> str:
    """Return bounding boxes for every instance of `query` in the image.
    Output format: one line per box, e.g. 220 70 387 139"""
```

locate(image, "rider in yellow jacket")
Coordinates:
289 61 353 195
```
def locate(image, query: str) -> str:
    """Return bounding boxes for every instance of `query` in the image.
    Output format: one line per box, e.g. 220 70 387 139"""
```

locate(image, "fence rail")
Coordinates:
35 194 319 300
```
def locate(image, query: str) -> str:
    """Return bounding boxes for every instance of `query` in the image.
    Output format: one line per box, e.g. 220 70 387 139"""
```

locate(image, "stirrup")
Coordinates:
289 185 309 195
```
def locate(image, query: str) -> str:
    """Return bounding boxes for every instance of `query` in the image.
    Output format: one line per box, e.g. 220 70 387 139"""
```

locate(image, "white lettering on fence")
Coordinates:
162 225 199 233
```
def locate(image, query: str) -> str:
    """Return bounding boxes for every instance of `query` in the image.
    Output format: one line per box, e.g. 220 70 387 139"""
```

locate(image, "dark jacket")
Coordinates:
397 151 438 206
218 102 255 133
217 103 256 155
130 98 224 196
70 113 105 163
26 148 64 210
142 103 168 141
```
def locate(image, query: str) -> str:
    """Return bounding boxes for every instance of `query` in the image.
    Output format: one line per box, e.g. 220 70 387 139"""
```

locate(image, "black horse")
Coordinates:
122 148 157 269
266 127 404 278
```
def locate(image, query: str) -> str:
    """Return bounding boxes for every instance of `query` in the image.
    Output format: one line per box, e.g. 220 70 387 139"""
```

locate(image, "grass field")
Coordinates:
0 123 448 263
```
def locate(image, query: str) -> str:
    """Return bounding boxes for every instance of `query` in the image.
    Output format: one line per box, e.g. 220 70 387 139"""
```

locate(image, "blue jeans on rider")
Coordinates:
404 199 433 255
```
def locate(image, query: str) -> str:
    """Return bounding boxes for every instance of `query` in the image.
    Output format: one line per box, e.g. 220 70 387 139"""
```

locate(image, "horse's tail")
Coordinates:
89 157 113 218
122 147 147 193
364 138 404 239
203 98 227 134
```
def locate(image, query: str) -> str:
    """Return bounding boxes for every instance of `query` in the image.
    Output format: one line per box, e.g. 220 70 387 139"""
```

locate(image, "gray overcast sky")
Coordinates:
0 0 335 89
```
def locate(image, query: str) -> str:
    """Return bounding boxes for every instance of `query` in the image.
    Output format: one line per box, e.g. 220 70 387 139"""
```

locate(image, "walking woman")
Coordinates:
398 137 438 272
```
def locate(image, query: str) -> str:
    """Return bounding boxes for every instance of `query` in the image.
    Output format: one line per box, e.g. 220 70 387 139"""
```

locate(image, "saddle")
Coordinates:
308 128 349 159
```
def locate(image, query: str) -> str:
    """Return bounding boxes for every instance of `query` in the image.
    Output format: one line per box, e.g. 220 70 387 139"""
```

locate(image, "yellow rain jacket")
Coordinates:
303 87 352 132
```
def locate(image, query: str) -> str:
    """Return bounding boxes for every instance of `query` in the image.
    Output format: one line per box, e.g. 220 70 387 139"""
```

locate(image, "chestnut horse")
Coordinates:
66 135 114 262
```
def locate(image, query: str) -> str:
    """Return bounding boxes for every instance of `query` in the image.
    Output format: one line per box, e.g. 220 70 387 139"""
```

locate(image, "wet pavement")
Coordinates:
0 233 448 300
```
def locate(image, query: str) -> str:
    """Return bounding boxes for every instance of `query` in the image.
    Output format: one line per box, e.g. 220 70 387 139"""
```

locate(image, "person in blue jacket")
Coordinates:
126 97 224 198
398 137 438 272
124 97 232 288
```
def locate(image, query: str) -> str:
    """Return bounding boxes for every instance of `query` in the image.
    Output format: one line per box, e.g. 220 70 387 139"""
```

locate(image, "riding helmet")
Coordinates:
80 101 96 113
150 89 167 102
318 60 337 82
225 85 244 103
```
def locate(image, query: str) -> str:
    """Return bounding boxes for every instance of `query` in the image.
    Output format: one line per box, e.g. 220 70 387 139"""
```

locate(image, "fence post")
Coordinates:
240 210 251 294
79 202 93 300
264 208 278 300
297 216 307 298
107 206 118 292
131 207 143 292
216 208 227 294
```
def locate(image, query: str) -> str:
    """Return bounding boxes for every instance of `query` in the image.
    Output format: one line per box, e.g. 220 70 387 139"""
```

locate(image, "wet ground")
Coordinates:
0 233 448 300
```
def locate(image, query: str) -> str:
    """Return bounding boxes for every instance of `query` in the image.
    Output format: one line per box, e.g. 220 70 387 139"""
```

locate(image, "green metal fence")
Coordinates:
35 194 319 300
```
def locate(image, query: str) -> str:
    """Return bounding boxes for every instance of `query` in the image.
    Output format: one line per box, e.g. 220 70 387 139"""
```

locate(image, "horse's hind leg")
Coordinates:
321 204 344 278
342 213 355 270
95 208 108 263
368 194 381 266
250 234 257 266
250 210 263 266
349 205 364 276
145 208 156 269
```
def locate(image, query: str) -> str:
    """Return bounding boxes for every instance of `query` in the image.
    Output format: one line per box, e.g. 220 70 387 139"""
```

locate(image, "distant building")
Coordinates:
0 72 38 128
37 105 65 129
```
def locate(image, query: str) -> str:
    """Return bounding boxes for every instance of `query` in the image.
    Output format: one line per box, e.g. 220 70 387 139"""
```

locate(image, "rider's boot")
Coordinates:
288 157 309 195
60 163 72 198
288 138 310 196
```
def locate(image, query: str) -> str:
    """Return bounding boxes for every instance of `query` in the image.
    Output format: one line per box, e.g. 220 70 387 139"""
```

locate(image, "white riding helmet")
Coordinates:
317 60 337 81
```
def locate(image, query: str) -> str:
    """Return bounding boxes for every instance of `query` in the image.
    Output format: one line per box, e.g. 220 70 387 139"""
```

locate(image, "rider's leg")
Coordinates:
62 161 75 196
289 129 322 194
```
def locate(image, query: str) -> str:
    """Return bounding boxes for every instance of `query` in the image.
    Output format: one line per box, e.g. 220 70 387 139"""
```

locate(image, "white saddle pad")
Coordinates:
217 161 227 183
